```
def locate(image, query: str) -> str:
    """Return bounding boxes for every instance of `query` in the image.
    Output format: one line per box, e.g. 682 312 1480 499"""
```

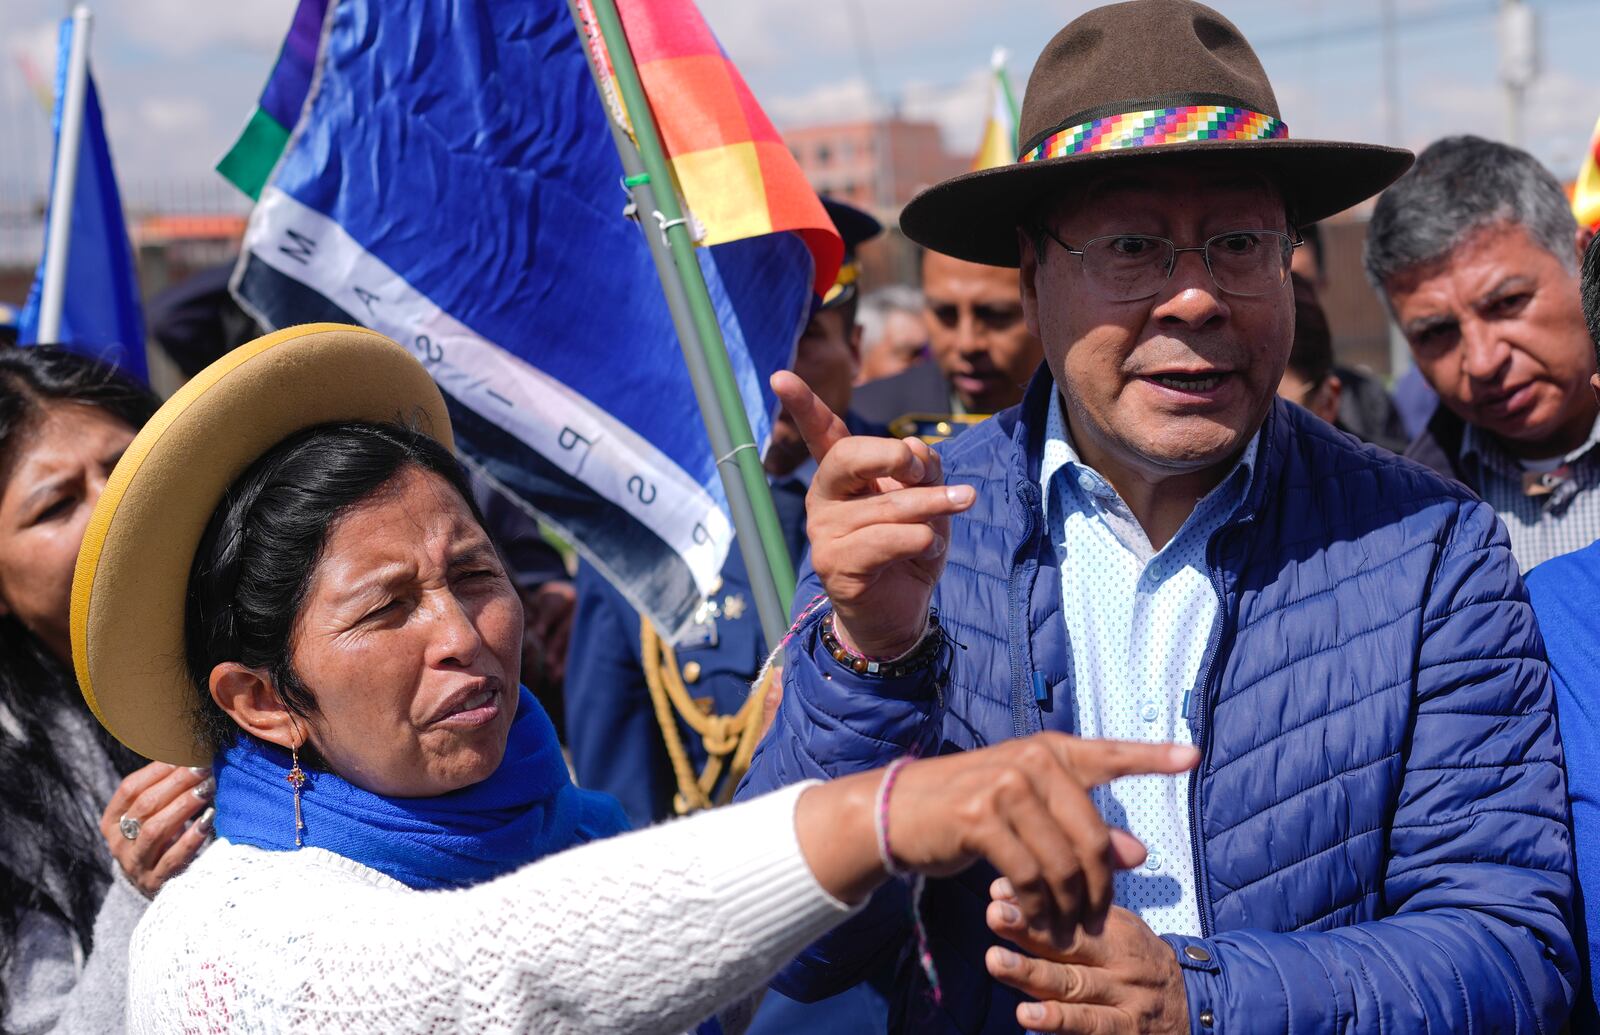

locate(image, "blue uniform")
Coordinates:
566 461 891 1033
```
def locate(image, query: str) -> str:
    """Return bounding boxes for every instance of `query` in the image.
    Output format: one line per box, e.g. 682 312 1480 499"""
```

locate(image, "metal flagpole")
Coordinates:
37 4 93 344
571 0 798 650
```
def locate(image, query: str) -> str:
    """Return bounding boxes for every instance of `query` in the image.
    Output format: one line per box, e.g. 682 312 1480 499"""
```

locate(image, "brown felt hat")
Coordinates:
70 324 452 765
900 0 1414 266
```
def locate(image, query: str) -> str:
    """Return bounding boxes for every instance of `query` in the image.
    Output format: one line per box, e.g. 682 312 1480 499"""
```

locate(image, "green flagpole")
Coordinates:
994 47 1021 153
573 0 797 650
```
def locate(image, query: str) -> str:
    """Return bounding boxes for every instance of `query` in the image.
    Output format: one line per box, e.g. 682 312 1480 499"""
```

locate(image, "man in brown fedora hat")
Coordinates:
739 1 1577 1032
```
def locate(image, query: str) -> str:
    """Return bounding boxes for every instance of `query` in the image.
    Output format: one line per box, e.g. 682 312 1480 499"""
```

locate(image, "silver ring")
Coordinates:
118 815 141 841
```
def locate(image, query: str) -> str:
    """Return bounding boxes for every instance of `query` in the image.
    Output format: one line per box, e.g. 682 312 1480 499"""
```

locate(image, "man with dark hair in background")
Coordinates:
851 248 1043 438
1367 134 1599 569
1522 232 1600 1032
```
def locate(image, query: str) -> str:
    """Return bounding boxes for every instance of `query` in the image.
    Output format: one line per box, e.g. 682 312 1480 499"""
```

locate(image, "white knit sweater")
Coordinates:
128 781 854 1034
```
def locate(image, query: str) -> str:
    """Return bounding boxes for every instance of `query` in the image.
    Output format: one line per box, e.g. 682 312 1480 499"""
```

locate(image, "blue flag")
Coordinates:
230 0 814 640
19 16 146 383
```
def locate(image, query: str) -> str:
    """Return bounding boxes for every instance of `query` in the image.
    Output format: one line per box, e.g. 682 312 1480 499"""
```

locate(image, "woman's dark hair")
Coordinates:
0 345 158 1022
185 421 484 759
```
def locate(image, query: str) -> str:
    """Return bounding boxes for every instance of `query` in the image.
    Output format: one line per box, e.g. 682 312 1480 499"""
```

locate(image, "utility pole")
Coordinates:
1498 0 1539 148
1379 0 1400 148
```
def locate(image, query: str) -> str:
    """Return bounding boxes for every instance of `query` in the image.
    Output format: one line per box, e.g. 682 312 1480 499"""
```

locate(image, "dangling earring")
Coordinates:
286 738 307 847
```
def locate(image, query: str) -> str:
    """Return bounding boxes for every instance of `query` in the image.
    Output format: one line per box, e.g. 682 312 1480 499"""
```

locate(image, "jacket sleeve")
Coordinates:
734 562 945 1000
1166 498 1578 1033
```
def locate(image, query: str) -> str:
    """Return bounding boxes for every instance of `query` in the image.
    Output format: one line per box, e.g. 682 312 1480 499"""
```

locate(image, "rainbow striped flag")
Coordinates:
1574 114 1600 232
578 0 841 298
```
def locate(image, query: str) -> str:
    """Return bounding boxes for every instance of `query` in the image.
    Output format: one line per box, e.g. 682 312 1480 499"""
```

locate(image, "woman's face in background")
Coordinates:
0 401 135 663
284 466 525 797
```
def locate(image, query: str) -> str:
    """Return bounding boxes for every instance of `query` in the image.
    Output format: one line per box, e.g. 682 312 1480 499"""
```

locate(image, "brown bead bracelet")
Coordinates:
819 610 946 679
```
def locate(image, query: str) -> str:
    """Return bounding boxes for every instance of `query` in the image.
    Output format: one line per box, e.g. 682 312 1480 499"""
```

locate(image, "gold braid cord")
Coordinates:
640 619 766 815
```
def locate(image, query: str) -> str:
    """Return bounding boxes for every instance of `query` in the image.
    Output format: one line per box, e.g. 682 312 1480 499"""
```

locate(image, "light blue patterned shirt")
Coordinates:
1040 390 1257 937
1459 414 1600 571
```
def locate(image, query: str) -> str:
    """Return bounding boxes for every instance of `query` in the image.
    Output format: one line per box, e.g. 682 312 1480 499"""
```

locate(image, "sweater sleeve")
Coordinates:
4 867 147 1035
1166 498 1579 1034
129 781 856 1035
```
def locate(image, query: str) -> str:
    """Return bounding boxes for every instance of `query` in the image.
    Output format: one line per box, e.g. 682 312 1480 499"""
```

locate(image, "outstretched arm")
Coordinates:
133 737 1194 1034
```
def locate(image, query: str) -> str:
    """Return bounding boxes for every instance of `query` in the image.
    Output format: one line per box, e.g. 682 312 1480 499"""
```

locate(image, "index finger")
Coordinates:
1052 737 1199 787
772 370 851 462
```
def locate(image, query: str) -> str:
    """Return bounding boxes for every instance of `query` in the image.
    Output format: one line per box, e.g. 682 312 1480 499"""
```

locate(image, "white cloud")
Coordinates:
109 0 296 58
1406 67 1595 175
900 67 991 157
761 63 994 163
699 0 974 70
764 78 883 128
138 96 211 135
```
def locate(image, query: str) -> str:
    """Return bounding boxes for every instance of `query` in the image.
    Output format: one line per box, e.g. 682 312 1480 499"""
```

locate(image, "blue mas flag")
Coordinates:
232 0 813 641
20 17 146 383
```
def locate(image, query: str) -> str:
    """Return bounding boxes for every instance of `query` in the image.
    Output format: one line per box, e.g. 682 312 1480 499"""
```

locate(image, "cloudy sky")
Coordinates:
1 0 1595 229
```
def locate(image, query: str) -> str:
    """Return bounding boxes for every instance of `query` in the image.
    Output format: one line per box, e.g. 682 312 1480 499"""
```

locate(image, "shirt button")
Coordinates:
682 661 702 683
1144 852 1162 872
1139 702 1159 722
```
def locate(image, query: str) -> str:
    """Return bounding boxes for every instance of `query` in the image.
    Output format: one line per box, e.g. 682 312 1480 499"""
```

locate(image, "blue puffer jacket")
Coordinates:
738 371 1577 1034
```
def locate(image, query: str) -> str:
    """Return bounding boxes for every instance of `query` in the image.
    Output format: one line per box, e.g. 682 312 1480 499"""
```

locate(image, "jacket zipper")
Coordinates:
1188 522 1244 938
1010 480 1042 741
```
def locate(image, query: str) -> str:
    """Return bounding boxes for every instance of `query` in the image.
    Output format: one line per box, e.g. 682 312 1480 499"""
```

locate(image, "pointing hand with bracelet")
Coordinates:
794 734 1199 954
770 371 972 659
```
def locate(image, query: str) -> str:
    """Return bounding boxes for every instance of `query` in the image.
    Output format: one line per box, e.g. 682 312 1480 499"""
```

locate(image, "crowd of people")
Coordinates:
4 0 1600 1032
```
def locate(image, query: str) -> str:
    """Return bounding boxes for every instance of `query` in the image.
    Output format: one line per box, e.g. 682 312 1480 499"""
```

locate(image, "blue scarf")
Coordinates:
214 688 629 889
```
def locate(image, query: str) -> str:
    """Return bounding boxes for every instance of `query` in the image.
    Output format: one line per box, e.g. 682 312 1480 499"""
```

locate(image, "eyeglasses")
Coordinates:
1035 227 1301 302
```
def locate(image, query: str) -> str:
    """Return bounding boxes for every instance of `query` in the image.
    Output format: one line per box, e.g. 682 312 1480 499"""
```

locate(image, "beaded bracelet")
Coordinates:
820 610 944 678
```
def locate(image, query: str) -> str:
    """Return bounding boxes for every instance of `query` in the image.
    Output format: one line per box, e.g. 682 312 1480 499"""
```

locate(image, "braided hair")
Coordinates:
0 345 155 1026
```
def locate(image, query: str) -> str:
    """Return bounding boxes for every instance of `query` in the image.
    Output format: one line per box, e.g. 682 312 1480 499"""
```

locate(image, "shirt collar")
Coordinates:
1040 388 1259 528
1460 411 1600 480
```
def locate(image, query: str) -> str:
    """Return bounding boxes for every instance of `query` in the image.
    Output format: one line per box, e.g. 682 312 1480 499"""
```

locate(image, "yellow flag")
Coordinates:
1575 114 1600 232
972 49 1019 171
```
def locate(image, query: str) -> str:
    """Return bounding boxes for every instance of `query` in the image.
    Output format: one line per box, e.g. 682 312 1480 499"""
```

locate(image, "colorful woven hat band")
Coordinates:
1019 105 1288 163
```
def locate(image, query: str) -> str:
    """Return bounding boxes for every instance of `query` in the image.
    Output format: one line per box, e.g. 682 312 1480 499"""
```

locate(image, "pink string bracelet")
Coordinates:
873 757 914 877
873 755 944 1005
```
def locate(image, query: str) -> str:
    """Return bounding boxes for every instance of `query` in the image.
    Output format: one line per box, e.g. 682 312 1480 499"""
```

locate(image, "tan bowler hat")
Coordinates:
70 324 452 765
